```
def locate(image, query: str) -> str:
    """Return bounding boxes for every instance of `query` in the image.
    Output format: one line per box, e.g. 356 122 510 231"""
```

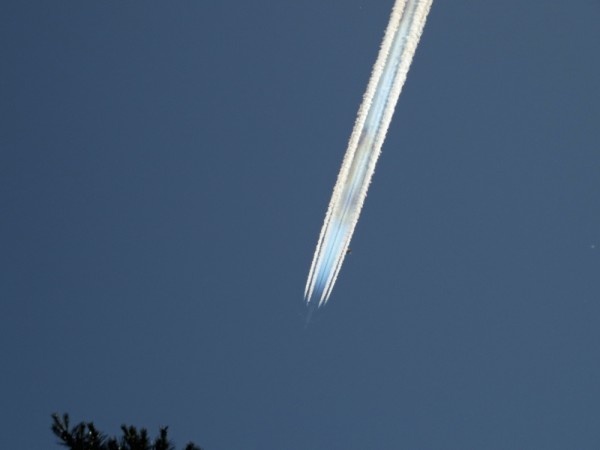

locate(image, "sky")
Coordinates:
1 1 599 449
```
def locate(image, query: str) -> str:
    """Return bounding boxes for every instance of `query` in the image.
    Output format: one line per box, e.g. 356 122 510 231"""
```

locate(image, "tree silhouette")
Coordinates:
51 413 202 450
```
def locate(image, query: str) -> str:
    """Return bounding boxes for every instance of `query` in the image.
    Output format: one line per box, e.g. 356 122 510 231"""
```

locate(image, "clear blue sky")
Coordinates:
2 1 599 449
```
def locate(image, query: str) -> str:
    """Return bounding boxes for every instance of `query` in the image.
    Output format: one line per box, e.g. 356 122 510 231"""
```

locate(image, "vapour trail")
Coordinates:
304 0 432 309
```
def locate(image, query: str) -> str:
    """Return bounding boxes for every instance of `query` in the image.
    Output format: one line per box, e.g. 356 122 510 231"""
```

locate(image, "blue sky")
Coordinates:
2 1 600 449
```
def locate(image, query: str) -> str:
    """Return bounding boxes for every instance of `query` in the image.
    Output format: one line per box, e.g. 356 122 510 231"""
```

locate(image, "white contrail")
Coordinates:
304 0 433 309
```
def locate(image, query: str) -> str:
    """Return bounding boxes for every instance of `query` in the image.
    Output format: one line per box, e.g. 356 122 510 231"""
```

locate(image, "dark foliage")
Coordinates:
51 413 202 450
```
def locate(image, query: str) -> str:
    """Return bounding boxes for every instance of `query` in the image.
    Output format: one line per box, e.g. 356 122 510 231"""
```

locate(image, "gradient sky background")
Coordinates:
2 1 600 449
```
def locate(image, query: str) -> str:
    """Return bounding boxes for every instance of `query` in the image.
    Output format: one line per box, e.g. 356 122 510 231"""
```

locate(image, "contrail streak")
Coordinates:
304 0 433 309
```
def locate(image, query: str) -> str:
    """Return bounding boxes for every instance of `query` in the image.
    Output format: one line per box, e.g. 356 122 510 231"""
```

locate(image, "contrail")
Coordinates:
304 0 433 309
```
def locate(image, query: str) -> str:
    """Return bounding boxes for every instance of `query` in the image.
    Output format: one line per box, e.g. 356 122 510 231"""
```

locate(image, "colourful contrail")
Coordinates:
304 0 433 308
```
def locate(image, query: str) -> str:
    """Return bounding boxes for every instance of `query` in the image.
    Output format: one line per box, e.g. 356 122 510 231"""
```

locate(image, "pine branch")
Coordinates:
51 413 203 450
